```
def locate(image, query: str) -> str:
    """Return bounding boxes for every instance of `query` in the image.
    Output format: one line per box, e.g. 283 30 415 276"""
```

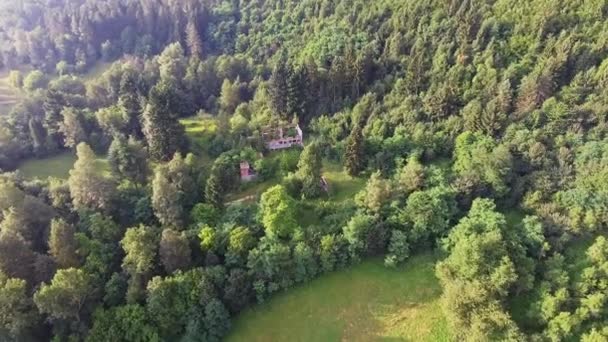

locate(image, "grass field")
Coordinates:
323 161 366 202
17 151 109 179
226 253 449 342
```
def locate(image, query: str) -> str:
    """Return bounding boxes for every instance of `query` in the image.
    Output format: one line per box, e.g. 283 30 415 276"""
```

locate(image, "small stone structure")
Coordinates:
240 161 256 181
263 124 304 150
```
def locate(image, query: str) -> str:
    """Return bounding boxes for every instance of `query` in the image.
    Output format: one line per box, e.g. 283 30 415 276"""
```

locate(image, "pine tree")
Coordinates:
59 107 87 148
268 57 289 118
152 166 183 228
119 69 143 139
68 143 115 211
287 65 307 120
205 173 223 211
142 82 187 161
108 136 149 185
48 219 79 269
185 19 203 58
345 125 364 176
28 118 46 156
43 89 66 148
297 142 323 199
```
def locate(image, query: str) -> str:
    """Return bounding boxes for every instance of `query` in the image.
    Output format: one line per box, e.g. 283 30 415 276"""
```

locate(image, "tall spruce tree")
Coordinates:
185 19 203 58
118 68 143 139
142 82 187 161
297 141 323 199
205 173 223 211
268 57 289 118
345 125 364 176
287 65 307 120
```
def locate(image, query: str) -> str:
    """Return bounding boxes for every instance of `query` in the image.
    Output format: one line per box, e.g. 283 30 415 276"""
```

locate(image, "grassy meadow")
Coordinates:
17 151 109 179
226 252 449 342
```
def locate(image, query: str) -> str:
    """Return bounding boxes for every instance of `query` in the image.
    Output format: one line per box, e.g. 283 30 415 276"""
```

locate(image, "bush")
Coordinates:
7 70 23 88
254 157 277 181
190 203 221 226
282 173 302 198
23 70 48 92
279 149 301 175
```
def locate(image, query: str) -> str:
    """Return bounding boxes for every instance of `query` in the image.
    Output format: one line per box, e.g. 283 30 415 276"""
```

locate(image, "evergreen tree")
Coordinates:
345 125 364 176
59 107 87 148
108 136 149 186
68 143 115 212
48 219 79 269
142 82 187 161
28 118 47 156
186 19 203 58
0 272 37 340
204 173 223 211
286 65 307 119
159 228 191 274
151 166 184 228
268 57 289 118
43 89 66 148
118 68 143 139
297 141 323 199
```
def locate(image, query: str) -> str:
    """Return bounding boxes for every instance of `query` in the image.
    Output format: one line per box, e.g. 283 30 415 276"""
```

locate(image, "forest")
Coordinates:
1 0 608 340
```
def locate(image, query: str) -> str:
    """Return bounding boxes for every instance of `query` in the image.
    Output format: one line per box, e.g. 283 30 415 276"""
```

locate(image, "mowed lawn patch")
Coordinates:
18 151 109 179
226 253 449 342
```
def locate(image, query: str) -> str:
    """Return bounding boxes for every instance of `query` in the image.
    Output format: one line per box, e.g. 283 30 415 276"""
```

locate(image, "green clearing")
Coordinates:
227 253 449 342
17 151 109 179
323 161 366 202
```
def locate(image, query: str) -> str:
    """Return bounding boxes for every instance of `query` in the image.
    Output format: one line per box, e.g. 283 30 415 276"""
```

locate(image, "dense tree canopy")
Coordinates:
2 0 608 340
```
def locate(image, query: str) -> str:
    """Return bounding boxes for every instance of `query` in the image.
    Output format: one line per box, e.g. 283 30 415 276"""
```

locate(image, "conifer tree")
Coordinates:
48 219 79 269
142 82 187 161
287 65 307 119
118 68 143 139
152 166 183 228
108 136 149 185
28 118 46 155
268 57 289 118
205 173 223 211
345 125 364 176
68 143 115 212
297 141 323 199
43 89 66 148
186 19 203 58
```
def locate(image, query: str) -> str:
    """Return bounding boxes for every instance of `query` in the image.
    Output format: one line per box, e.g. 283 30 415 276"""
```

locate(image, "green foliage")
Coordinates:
436 199 526 341
49 218 79 269
453 131 513 197
384 230 410 268
121 225 159 276
190 203 221 226
296 141 324 199
142 82 188 161
0 272 37 339
34 268 93 321
7 70 23 89
87 305 160 342
399 186 457 243
159 229 191 274
344 125 364 176
259 185 298 240
69 143 115 212
5 0 608 340
108 136 149 185
23 71 48 92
